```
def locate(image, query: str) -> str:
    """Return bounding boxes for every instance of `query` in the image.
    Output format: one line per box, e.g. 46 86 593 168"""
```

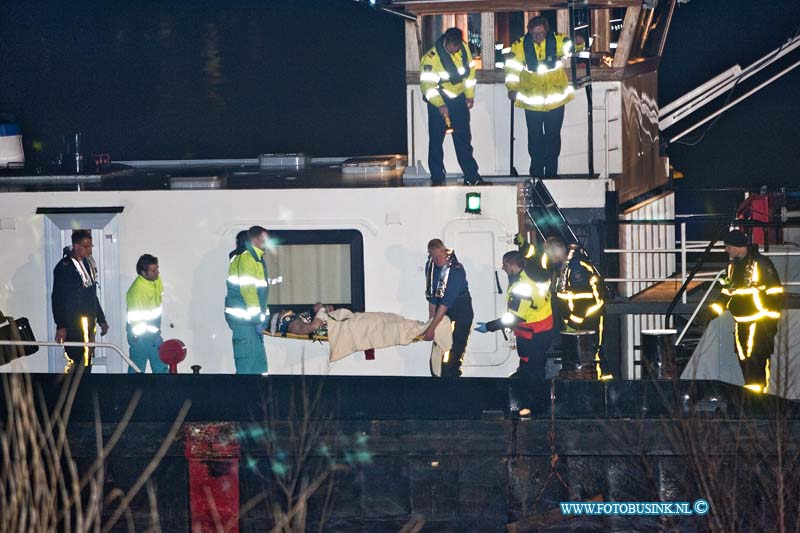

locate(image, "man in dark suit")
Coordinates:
52 229 108 372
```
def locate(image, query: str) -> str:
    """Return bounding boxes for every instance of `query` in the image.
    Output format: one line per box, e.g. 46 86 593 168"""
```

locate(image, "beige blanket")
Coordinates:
326 309 452 371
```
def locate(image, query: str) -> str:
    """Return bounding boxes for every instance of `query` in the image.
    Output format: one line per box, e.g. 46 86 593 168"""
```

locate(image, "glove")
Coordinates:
255 322 267 336
474 322 489 333
513 233 526 247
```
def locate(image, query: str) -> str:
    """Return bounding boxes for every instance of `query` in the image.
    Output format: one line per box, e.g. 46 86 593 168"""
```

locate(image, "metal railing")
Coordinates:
605 220 717 304
0 340 142 373
592 86 619 179
674 268 726 345
605 215 800 350
605 219 800 310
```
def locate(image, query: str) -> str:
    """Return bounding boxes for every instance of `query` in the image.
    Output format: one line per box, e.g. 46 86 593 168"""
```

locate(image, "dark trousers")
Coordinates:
427 94 480 183
735 320 777 390
525 106 565 178
581 313 610 378
439 296 474 378
515 328 556 380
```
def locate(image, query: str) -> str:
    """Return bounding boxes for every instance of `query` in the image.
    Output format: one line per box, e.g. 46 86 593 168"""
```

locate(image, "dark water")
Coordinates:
0 0 406 161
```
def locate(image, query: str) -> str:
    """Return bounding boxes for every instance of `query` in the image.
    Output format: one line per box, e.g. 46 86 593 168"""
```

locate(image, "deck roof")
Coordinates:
394 0 640 15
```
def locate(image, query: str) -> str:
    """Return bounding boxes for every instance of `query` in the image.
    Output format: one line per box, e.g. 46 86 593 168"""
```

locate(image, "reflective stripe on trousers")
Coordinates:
64 316 94 373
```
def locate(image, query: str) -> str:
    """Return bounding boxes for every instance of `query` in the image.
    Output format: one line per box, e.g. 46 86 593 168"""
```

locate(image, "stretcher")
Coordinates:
263 330 425 360
262 309 450 373
263 330 331 342
264 330 424 343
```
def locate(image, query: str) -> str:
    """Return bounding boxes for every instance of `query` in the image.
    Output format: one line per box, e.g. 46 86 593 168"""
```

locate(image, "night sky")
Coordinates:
660 0 800 189
0 0 798 188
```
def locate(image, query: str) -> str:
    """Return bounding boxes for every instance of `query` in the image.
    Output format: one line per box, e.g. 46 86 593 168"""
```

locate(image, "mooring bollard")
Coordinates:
559 330 597 379
640 329 678 380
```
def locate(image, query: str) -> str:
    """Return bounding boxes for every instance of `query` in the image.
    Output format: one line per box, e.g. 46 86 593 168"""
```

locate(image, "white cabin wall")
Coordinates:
407 82 622 177
0 186 524 376
0 208 50 372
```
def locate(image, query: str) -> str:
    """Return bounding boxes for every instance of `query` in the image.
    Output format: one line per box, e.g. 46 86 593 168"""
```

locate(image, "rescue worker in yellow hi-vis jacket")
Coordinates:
420 27 485 186
505 16 584 178
126 254 168 374
710 230 783 393
514 233 611 380
474 250 555 380
225 226 271 374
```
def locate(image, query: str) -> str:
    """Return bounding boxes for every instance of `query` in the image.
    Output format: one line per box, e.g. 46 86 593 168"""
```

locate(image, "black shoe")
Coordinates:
431 180 446 187
463 177 490 186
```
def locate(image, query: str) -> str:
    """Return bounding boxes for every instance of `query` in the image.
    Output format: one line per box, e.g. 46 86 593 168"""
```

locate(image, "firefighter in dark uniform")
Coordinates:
423 238 474 377
513 232 552 282
711 230 782 393
52 230 109 373
474 250 555 380
546 237 611 379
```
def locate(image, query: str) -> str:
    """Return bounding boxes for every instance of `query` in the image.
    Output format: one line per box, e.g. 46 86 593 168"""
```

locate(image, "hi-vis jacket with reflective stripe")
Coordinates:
225 243 269 325
711 249 782 323
126 275 163 338
518 240 552 283
486 269 553 337
420 44 477 108
555 247 605 330
504 33 579 112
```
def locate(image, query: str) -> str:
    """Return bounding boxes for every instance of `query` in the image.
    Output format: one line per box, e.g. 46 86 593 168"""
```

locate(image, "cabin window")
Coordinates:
263 229 364 314
494 11 527 62
420 14 484 69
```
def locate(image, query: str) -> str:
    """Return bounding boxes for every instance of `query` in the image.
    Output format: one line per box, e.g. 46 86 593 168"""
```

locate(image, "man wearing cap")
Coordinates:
420 27 485 186
543 236 611 380
710 230 783 393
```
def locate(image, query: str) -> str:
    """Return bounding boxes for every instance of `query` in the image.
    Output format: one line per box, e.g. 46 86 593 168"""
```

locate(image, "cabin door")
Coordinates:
42 211 123 373
443 218 516 376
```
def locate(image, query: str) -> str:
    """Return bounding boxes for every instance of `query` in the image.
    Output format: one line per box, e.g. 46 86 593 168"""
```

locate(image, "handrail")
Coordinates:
616 218 800 226
606 248 800 255
664 222 731 326
675 269 726 346
524 179 580 245
0 340 142 373
592 86 619 179
606 276 717 282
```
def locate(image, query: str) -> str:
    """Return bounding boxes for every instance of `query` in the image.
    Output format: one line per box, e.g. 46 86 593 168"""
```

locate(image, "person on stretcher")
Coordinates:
267 302 454 371
272 302 333 337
